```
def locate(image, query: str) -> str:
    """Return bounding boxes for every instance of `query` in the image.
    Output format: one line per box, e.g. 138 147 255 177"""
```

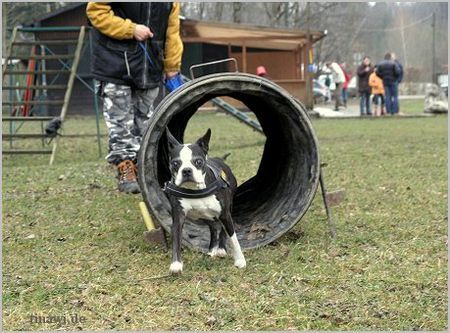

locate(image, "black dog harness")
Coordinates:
163 163 229 199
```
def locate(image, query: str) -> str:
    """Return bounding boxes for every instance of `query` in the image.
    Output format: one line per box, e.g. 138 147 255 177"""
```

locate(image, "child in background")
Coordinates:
369 70 385 116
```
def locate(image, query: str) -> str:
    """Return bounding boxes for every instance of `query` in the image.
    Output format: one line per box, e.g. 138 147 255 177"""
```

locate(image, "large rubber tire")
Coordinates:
138 73 320 251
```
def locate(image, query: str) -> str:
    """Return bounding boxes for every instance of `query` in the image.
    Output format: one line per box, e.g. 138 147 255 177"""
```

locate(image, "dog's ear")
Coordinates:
166 128 180 151
196 128 211 154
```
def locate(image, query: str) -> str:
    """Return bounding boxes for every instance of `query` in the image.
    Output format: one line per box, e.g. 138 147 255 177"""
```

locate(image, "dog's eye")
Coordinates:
171 160 180 169
194 159 203 168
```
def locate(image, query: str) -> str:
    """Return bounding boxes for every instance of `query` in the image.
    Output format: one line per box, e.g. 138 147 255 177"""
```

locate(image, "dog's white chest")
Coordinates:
179 195 222 221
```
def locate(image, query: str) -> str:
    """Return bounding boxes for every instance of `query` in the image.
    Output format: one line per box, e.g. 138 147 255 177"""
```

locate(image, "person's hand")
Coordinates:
133 24 153 41
165 73 184 92
365 66 370 72
165 72 178 79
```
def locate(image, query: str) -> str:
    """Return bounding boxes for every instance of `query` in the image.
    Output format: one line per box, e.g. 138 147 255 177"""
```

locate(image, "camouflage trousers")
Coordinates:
98 82 159 165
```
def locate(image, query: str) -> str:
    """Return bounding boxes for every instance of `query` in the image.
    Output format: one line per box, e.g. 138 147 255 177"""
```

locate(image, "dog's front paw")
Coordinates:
215 248 227 257
169 261 183 275
234 258 246 268
208 247 227 258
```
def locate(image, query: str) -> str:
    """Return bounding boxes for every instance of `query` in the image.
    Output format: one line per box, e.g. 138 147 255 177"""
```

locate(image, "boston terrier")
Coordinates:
164 128 246 274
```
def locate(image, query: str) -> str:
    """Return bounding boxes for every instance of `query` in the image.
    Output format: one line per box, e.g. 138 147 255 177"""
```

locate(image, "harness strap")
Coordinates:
163 179 227 199
163 164 229 199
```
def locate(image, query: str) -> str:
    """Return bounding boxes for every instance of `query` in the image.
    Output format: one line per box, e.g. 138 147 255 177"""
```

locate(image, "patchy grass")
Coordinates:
399 98 426 115
2 109 447 330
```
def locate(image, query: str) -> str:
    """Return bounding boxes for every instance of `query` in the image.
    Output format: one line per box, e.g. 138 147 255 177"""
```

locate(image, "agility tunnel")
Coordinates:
138 73 320 251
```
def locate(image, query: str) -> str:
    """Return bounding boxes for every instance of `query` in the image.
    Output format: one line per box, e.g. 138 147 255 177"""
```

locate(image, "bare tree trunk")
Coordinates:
214 2 224 21
398 6 408 68
197 2 205 20
233 2 242 23
2 3 9 54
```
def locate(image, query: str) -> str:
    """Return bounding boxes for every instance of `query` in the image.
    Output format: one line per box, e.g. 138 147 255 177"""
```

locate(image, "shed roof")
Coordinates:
31 2 85 24
181 19 326 51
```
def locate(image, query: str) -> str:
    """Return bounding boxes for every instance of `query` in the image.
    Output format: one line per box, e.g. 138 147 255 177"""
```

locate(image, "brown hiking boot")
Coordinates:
117 160 140 194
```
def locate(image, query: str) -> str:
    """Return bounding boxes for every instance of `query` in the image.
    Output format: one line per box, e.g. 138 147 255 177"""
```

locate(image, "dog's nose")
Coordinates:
182 168 192 177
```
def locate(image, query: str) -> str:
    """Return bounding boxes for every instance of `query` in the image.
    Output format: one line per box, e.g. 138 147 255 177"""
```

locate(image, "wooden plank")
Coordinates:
2 116 54 121
3 133 47 139
49 26 86 166
13 40 79 45
242 41 247 73
3 149 52 154
10 55 74 60
2 85 67 90
2 100 65 106
4 70 71 75
2 27 18 78
183 35 308 42
3 133 107 139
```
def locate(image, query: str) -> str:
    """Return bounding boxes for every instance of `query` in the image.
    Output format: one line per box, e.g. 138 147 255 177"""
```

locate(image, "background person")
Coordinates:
86 2 183 193
376 52 401 115
369 69 385 117
392 52 404 114
326 61 346 111
357 56 374 116
340 62 352 108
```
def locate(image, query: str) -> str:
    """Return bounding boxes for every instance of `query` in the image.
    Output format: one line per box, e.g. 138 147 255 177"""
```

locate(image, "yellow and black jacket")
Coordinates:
86 2 183 89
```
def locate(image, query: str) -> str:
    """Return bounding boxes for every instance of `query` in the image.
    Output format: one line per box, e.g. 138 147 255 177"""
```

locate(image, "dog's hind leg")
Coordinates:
207 223 219 256
219 212 246 268
217 228 228 257
207 222 227 258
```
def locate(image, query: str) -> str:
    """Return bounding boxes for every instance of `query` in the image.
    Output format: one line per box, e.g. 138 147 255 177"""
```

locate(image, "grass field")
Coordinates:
2 100 448 330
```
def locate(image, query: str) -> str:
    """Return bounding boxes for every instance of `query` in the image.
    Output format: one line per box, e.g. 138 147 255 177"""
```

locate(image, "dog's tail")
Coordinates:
220 153 231 161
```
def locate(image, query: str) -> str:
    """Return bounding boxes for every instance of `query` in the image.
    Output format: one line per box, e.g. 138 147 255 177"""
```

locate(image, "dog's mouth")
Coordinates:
177 180 205 189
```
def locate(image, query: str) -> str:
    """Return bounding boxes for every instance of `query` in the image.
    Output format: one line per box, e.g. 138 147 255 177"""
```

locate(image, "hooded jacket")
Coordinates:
369 72 384 95
86 2 183 89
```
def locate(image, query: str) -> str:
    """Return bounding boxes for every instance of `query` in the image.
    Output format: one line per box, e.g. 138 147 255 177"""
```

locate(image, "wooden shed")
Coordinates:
25 3 325 113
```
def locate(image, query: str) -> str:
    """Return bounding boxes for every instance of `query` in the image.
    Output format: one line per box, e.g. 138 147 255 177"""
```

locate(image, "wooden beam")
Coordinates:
227 43 232 71
303 42 313 110
183 35 310 42
242 41 247 73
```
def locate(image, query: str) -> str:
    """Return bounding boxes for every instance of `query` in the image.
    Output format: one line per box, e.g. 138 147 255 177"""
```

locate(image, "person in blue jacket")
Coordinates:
376 52 401 115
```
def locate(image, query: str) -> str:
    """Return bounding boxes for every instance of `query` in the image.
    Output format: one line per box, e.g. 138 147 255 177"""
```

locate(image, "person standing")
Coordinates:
392 52 404 114
357 56 374 116
324 73 332 103
326 61 346 111
340 63 351 108
369 69 385 117
376 52 401 115
86 2 183 193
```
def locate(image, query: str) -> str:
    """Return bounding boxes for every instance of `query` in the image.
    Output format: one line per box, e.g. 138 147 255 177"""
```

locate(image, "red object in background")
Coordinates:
339 63 351 89
22 46 37 116
256 66 267 77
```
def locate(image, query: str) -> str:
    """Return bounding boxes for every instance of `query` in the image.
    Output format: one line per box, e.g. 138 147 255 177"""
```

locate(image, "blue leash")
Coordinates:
138 41 183 92
138 41 155 68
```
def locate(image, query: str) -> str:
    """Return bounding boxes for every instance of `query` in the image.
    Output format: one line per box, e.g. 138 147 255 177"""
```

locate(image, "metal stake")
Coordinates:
319 164 337 239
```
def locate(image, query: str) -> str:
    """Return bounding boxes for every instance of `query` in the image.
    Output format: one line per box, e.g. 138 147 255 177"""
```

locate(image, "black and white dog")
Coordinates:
164 128 246 274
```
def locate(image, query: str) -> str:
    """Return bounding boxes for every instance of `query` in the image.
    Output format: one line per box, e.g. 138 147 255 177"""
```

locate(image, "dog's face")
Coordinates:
167 129 211 188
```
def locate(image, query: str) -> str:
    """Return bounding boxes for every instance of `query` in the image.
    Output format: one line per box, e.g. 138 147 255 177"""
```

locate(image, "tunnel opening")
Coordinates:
138 73 320 251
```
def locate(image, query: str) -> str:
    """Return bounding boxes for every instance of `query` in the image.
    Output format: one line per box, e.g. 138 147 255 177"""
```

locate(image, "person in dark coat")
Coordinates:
392 52 404 83
376 52 401 115
392 52 404 113
357 56 374 116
